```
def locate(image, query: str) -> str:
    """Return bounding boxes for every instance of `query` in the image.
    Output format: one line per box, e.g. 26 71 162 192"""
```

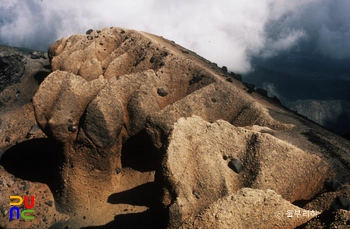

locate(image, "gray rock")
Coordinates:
115 168 122 174
272 96 281 104
256 88 268 96
0 54 25 93
189 75 205 85
26 124 40 138
42 52 49 59
228 158 243 174
30 51 42 59
331 196 350 211
86 29 93 34
229 72 242 82
243 82 255 90
157 88 168 97
325 179 342 192
338 196 350 209
68 125 77 133
45 200 53 207
234 74 242 82
23 182 30 190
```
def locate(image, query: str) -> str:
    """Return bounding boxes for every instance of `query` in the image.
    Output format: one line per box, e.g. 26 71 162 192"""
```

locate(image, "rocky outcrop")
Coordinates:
1 27 350 228
146 82 292 150
32 27 246 213
181 188 316 229
147 115 328 227
34 27 296 211
0 54 25 93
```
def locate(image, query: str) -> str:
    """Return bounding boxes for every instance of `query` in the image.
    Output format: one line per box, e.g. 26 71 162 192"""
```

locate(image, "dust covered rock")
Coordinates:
151 115 329 227
180 188 317 229
146 82 292 150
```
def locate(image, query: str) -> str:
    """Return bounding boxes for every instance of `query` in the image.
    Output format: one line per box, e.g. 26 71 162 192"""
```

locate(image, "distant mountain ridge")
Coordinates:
287 99 350 135
244 66 350 135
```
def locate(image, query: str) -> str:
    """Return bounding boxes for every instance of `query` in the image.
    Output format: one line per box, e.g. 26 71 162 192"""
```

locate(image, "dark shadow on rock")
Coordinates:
344 131 350 141
121 130 158 172
323 111 350 136
108 182 155 207
34 70 50 84
0 138 64 194
296 209 335 229
43 64 51 70
292 199 313 208
81 209 156 229
79 182 166 229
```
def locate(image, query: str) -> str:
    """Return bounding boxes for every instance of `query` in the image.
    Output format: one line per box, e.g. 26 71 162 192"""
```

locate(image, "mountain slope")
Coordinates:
0 27 350 229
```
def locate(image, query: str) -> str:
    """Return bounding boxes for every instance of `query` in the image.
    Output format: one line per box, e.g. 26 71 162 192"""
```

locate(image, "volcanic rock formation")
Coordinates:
1 27 350 229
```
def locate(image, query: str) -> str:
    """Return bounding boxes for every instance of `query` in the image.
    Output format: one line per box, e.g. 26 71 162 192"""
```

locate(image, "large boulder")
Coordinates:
180 188 318 229
146 82 292 150
32 28 219 214
148 115 329 227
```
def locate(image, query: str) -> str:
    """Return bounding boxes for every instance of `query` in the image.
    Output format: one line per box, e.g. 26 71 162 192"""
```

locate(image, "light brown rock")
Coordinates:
146 82 292 150
1 27 350 228
153 115 329 227
180 188 318 229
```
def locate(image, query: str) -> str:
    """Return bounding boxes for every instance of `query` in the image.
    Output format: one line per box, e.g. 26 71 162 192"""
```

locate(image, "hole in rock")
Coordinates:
121 130 158 172
292 199 310 208
0 138 65 194
34 70 50 84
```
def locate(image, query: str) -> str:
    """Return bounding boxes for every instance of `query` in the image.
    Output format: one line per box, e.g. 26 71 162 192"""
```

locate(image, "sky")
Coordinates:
0 0 350 74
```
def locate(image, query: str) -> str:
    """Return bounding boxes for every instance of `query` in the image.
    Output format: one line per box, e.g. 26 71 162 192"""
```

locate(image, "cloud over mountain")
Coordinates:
0 0 349 73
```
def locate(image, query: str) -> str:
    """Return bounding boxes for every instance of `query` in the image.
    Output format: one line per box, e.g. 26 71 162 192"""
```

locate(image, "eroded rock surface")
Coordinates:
180 188 316 229
148 115 329 227
0 27 350 228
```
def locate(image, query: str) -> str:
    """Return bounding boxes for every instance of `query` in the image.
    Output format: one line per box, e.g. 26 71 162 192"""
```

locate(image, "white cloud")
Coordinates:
261 29 306 57
0 0 349 73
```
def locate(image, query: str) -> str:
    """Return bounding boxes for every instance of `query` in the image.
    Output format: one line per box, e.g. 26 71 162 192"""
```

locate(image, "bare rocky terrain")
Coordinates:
1 27 350 229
